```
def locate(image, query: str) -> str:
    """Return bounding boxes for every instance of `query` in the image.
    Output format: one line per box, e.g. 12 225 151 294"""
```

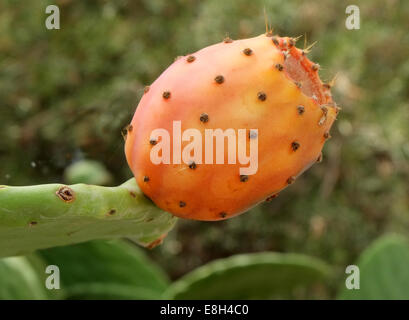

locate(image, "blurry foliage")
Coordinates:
64 159 113 185
166 252 330 299
1 239 332 300
0 256 47 299
38 240 170 299
339 235 409 300
0 0 408 299
1 235 406 300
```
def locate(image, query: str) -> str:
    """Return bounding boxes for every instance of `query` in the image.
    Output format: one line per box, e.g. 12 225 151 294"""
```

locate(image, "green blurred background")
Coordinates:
0 0 408 299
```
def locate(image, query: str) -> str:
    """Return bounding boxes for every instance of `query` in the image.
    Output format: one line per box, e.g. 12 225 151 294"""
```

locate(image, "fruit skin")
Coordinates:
125 33 338 221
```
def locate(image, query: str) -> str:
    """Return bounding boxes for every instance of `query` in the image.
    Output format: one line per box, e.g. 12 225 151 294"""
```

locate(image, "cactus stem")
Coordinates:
0 179 177 257
56 186 75 202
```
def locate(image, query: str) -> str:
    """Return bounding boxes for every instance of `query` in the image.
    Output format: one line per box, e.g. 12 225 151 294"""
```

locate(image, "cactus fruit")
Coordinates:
125 33 339 221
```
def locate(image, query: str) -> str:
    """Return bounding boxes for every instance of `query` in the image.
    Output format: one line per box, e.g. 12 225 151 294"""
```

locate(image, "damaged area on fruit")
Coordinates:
271 35 337 111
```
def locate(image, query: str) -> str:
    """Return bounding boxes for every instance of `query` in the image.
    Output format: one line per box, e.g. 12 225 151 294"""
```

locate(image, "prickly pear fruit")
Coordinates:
125 34 339 221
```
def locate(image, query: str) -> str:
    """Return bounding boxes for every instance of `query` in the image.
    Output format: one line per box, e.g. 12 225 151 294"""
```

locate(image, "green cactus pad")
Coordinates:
166 252 330 299
0 179 177 258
